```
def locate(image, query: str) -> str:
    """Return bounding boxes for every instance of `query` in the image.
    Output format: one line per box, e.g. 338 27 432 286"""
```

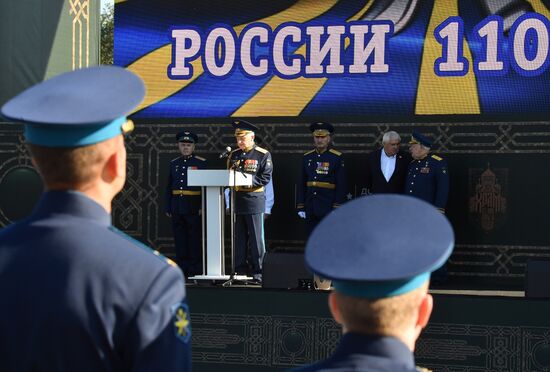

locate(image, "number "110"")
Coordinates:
435 14 549 77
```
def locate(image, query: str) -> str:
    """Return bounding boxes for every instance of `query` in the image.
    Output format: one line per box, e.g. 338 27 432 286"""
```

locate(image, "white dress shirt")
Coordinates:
380 149 396 182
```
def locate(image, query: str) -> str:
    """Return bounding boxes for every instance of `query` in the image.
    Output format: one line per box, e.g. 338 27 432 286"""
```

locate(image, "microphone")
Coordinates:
219 146 232 159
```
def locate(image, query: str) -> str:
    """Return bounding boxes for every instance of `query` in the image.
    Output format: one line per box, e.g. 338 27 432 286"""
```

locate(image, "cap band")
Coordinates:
235 129 253 136
313 129 329 137
332 272 430 299
25 116 127 147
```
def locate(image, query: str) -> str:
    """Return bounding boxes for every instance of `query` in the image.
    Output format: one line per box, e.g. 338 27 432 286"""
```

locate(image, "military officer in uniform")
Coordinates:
227 120 273 283
0 66 191 371
165 130 207 278
297 122 347 235
406 131 449 213
293 195 454 371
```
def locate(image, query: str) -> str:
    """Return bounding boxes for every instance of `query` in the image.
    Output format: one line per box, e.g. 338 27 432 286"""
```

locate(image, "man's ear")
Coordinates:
416 293 433 330
103 151 119 182
328 292 344 325
103 137 125 182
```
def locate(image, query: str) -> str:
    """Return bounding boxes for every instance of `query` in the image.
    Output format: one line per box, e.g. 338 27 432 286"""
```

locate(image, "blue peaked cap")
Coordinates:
232 119 259 133
309 122 334 136
1 66 145 147
176 131 198 143
305 195 454 298
409 130 433 148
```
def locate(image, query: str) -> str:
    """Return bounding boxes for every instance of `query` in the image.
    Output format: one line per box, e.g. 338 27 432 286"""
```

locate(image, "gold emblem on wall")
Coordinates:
469 165 507 232
69 0 90 70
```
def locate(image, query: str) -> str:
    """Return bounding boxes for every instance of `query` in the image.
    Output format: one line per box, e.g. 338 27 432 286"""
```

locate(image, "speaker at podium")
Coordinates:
262 251 313 289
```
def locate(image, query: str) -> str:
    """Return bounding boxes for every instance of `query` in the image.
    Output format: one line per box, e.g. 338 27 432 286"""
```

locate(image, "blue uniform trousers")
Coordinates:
234 213 265 275
306 213 325 236
171 214 202 277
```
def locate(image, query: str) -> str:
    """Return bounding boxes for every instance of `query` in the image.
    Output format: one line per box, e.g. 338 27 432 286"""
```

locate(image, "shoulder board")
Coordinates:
303 149 315 156
170 156 182 162
329 149 342 156
194 155 207 161
255 146 268 154
108 226 175 267
431 155 443 161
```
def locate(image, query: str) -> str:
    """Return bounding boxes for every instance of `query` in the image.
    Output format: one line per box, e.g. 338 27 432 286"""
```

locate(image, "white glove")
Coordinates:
298 211 306 219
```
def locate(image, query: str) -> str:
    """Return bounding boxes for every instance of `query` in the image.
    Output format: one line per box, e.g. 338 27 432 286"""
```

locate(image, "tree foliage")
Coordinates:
100 3 114 65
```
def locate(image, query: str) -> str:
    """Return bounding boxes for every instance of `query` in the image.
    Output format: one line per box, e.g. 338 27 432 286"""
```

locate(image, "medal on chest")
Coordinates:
316 161 330 175
420 161 430 174
243 159 258 173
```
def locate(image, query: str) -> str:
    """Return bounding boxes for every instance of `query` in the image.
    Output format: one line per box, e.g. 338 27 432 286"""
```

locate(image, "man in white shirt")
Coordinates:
364 131 411 194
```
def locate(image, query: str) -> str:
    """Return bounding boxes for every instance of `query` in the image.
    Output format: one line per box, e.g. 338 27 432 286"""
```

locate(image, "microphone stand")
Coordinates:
222 160 249 287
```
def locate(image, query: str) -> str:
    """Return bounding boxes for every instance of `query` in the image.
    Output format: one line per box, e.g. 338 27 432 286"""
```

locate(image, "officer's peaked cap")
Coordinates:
305 194 454 298
309 122 334 137
232 120 259 136
1 66 145 147
176 131 198 144
409 130 433 148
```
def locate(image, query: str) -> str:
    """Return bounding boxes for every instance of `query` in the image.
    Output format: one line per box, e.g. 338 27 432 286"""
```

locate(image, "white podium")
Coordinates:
187 169 252 280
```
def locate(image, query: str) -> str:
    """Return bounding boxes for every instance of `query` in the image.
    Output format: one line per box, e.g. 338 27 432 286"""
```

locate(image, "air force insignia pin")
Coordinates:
172 303 191 343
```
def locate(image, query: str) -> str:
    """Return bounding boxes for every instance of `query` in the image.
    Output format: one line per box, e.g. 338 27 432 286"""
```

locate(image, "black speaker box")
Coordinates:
262 251 312 289
525 260 550 298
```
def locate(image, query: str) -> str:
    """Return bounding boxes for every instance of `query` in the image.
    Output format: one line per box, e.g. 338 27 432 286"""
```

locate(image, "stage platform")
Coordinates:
187 285 550 371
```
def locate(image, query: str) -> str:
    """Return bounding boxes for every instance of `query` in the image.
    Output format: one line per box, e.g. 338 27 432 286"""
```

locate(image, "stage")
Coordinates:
187 285 550 371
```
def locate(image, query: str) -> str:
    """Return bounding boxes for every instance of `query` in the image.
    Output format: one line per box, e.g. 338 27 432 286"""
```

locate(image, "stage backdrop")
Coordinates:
0 0 100 107
111 0 550 289
0 1 548 291
115 0 550 121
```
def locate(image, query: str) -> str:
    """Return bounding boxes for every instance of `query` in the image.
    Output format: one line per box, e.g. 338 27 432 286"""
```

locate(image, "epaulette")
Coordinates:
255 146 268 154
153 251 179 268
194 155 207 161
416 367 432 372
329 149 342 156
171 156 181 162
304 149 315 156
431 154 443 161
109 226 175 267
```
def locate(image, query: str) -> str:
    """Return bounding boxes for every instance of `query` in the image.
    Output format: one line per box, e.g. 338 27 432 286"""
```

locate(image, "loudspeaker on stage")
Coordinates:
262 251 313 289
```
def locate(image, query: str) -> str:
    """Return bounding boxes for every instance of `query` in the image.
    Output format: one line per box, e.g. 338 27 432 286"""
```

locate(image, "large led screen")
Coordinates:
115 0 550 120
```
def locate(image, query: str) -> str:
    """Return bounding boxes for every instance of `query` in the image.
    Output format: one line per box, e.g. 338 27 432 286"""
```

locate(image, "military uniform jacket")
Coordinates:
405 154 449 210
292 333 420 371
227 145 273 214
0 191 191 372
165 154 207 215
297 148 347 217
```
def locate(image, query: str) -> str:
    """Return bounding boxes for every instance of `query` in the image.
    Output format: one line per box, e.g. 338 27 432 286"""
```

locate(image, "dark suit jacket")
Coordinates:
365 148 411 194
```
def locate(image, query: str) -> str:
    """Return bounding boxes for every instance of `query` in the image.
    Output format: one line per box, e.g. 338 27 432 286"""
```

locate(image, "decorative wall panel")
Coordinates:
1 120 549 289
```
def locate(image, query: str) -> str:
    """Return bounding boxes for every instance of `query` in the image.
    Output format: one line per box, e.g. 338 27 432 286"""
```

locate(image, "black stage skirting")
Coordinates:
187 286 550 371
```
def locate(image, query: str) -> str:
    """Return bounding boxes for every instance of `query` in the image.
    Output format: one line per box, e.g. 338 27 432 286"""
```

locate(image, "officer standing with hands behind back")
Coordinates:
165 130 207 278
297 122 347 236
0 66 191 372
